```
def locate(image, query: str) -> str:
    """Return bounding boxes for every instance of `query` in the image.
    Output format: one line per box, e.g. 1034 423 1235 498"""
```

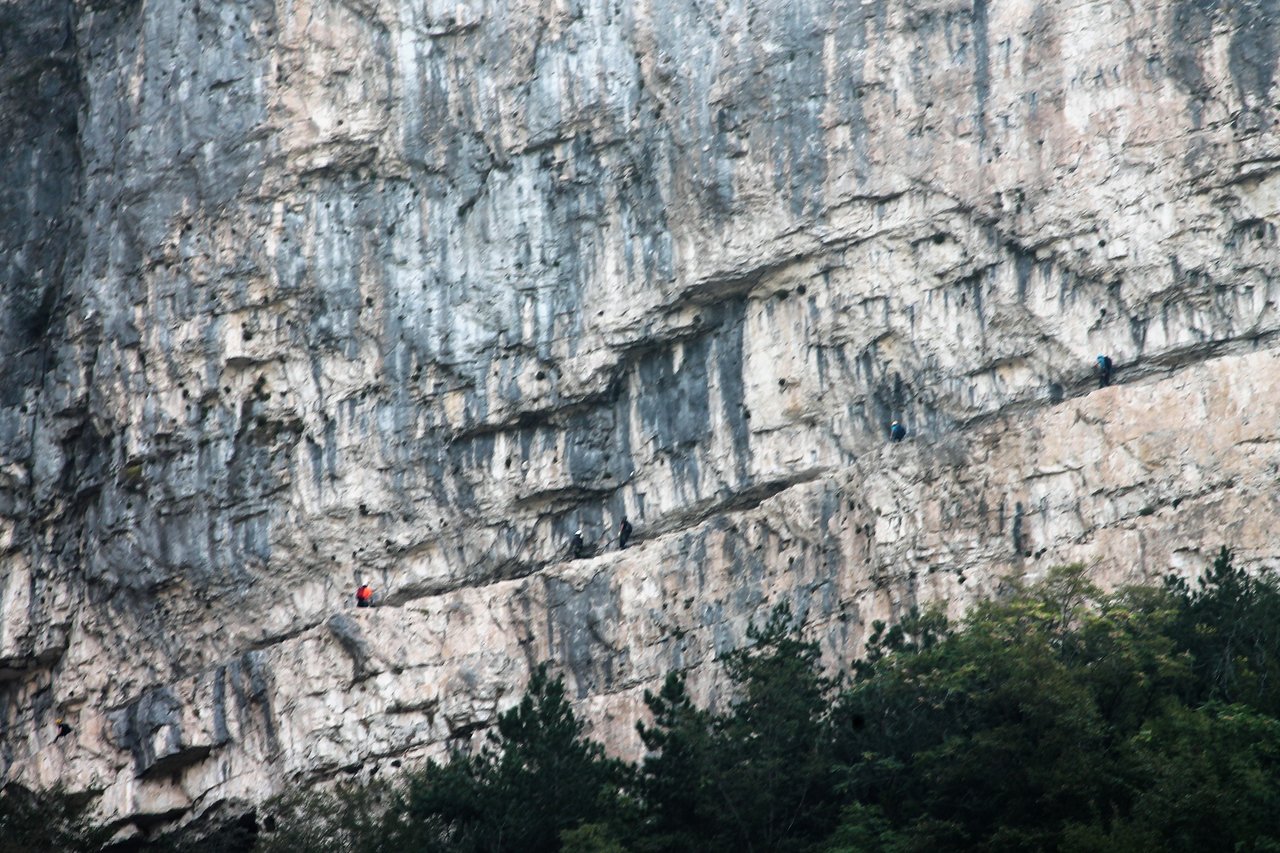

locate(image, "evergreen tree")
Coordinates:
1166 546 1280 714
390 665 629 852
634 604 839 853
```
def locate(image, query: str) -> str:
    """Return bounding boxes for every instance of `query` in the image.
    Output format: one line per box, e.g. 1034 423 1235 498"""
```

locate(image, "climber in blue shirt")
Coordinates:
890 421 907 442
1097 354 1114 388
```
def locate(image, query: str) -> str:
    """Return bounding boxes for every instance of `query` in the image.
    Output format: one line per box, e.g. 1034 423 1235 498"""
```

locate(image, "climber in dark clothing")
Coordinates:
1096 354 1114 388
890 420 907 442
356 584 373 608
619 517 633 550
571 530 585 559
54 719 72 741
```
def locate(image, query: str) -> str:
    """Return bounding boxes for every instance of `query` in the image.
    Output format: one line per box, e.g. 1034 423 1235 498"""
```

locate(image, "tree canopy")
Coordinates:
253 549 1280 852
22 547 1280 852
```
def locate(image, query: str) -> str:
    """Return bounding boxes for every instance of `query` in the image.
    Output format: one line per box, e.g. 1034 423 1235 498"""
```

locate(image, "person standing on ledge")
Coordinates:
356 583 374 608
1097 354 1114 388
570 529 585 559
618 517 633 550
890 420 907 442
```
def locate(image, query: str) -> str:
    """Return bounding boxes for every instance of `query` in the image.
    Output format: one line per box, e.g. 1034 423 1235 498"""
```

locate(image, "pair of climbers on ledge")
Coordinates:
569 517 634 560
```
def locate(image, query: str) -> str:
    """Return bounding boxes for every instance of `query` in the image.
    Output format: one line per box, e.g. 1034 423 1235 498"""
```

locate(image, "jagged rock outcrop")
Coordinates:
2 0 1278 836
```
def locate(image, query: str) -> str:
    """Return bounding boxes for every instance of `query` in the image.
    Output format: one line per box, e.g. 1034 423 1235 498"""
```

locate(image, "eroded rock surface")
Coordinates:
1 0 1278 833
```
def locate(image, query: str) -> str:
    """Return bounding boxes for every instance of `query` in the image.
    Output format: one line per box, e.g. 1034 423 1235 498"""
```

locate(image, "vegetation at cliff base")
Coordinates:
245 547 1280 852
14 549 1280 851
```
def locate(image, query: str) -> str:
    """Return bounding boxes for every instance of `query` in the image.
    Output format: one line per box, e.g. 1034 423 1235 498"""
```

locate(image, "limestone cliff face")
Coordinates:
2 0 1279 833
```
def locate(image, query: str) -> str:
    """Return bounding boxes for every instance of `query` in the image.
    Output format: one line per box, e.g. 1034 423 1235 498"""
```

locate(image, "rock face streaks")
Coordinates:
1 0 1279 832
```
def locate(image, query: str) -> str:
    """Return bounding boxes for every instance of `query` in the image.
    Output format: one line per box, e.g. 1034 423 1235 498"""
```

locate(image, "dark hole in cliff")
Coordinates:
535 370 546 380
932 233 945 244
797 284 807 295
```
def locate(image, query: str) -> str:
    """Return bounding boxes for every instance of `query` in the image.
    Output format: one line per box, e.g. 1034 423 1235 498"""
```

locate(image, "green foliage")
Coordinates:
560 822 631 853
0 784 111 853
257 665 633 853
1166 546 1280 714
837 566 1125 850
823 803 909 853
390 664 630 852
1059 703 1280 852
247 548 1280 853
633 603 839 852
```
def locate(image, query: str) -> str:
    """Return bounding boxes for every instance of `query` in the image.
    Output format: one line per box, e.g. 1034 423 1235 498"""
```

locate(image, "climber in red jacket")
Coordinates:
356 584 374 608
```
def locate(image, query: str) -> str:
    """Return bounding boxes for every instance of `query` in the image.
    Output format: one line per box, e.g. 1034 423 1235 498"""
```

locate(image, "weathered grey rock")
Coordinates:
1 0 1279 833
